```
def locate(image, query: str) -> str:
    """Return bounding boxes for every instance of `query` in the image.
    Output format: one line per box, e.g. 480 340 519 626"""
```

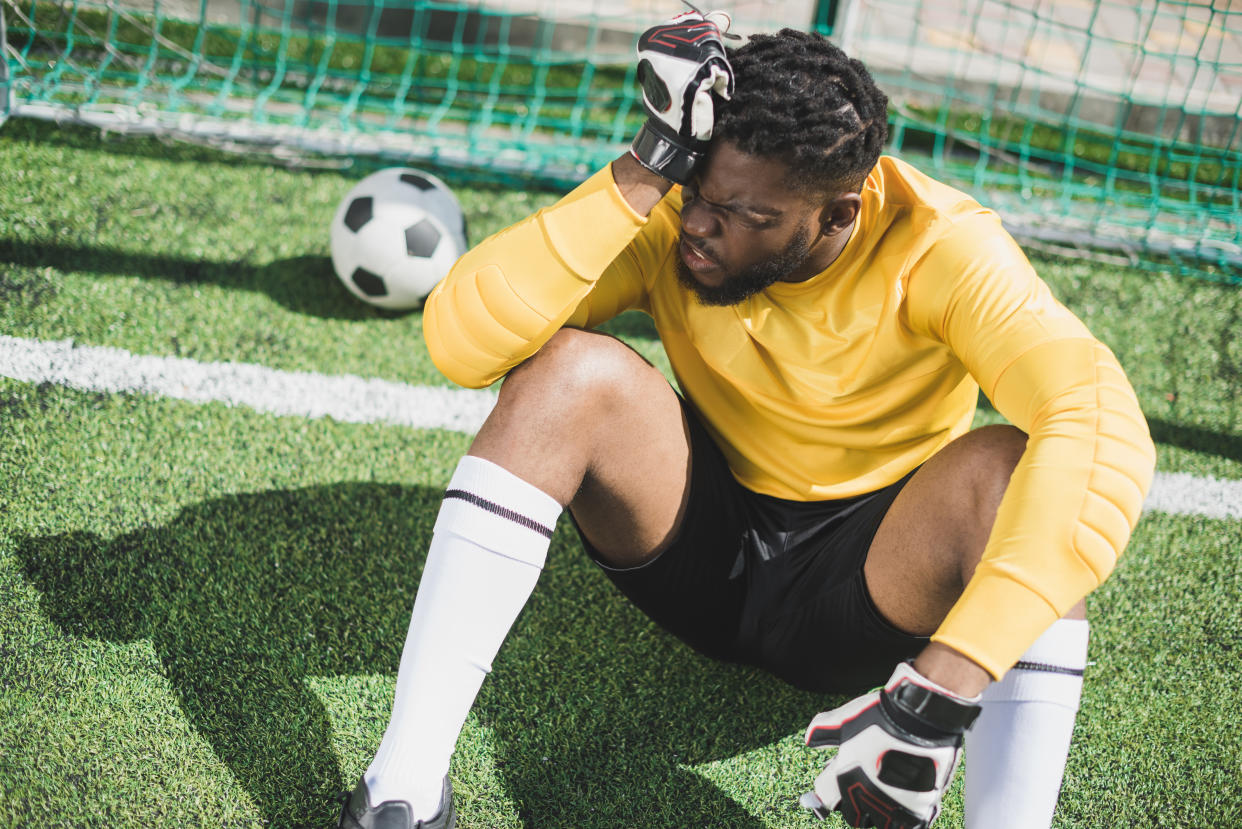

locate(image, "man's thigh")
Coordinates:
469 327 694 567
571 395 751 661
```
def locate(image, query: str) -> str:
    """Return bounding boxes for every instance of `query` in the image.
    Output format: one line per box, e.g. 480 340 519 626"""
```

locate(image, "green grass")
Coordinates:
1 117 1240 827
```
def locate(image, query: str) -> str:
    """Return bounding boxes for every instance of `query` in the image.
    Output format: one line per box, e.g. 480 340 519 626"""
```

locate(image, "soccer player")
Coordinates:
338 12 1156 829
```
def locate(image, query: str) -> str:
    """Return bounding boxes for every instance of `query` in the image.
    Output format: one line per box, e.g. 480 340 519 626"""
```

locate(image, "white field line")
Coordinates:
0 335 498 434
1 335 1239 521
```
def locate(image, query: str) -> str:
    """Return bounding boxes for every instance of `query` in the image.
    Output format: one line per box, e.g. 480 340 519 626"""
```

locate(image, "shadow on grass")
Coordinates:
14 483 824 827
0 238 411 321
1146 417 1242 464
979 392 1242 464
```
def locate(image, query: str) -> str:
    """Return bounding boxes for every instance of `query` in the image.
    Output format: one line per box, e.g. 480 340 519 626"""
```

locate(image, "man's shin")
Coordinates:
964 618 1089 829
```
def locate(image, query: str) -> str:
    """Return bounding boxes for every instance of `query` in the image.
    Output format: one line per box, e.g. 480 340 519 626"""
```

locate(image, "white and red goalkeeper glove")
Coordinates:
630 10 734 184
802 662 983 828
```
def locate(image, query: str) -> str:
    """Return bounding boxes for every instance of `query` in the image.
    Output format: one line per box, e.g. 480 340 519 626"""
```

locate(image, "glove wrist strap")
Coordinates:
883 675 982 737
630 121 701 185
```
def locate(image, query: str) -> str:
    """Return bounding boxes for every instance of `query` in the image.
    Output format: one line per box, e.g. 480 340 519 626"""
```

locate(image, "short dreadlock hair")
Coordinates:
714 29 889 195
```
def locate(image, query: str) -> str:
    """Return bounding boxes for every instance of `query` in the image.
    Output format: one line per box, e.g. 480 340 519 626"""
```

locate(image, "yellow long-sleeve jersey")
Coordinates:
424 155 1156 679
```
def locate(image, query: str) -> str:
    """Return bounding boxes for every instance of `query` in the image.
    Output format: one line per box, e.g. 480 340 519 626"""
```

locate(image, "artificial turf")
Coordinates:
0 118 1239 827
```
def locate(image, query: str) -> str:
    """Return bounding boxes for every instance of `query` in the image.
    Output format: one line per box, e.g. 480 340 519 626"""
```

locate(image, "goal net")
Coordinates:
3 0 1238 281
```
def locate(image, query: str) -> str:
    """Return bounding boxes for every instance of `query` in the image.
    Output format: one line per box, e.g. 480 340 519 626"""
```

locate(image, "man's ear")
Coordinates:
818 192 862 237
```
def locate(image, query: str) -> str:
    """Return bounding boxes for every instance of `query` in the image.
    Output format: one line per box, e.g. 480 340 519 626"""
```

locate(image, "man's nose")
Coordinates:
680 196 720 238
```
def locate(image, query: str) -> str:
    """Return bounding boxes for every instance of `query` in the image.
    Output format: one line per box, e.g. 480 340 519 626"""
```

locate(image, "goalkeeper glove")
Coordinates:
630 10 734 184
801 661 983 829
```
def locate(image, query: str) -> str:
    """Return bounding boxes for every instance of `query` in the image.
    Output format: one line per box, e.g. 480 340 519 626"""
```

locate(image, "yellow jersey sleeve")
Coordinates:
423 165 657 388
906 212 1157 678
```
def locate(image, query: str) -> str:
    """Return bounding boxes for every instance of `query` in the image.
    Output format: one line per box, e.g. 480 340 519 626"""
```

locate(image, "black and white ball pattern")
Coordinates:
330 168 469 310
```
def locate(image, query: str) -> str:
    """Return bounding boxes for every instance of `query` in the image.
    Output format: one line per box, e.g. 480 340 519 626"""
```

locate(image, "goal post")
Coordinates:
2 0 1238 282
0 3 10 127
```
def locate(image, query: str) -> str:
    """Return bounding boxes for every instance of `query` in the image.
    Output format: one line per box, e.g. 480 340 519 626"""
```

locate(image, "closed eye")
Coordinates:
683 185 777 229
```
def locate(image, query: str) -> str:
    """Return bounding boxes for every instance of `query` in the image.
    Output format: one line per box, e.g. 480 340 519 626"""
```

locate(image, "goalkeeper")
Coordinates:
339 11 1156 829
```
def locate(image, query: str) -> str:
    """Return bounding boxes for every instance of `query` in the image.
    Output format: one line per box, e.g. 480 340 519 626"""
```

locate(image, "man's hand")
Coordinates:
629 10 734 184
801 662 982 828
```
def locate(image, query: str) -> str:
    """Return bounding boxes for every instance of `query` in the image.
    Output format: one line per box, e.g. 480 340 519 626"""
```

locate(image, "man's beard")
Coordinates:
675 226 814 306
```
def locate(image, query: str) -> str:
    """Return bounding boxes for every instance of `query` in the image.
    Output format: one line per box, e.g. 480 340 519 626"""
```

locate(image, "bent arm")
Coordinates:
937 336 1154 678
423 156 672 389
908 215 1156 679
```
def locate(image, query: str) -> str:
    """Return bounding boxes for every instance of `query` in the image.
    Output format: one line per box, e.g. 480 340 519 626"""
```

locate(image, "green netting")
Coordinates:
3 0 1239 282
852 0 1241 282
2 0 657 180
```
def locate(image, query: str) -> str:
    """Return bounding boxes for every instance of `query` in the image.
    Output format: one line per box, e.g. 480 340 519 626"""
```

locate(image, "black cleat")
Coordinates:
337 775 455 829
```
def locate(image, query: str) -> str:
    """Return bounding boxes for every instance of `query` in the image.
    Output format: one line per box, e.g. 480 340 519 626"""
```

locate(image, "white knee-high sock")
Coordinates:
364 456 561 819
965 618 1089 829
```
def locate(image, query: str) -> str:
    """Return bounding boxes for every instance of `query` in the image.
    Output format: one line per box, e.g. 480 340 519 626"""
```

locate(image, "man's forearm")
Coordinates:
913 641 992 697
611 152 675 216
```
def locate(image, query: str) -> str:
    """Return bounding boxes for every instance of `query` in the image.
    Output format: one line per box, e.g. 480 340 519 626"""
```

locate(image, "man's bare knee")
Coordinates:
976 422 1027 466
500 328 655 409
469 328 672 506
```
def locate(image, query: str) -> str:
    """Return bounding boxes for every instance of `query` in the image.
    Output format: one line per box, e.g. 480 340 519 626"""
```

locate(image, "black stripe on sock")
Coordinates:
1013 660 1085 677
444 489 555 538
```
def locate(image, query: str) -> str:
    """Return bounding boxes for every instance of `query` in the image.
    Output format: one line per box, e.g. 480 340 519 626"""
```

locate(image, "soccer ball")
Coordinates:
330 167 469 310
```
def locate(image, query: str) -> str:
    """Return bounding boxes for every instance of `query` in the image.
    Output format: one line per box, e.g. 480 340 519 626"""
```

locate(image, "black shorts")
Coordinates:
572 399 928 694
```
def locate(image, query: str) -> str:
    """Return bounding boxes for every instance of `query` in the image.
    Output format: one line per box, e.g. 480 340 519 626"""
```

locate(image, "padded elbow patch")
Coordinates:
421 165 650 389
425 264 576 388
